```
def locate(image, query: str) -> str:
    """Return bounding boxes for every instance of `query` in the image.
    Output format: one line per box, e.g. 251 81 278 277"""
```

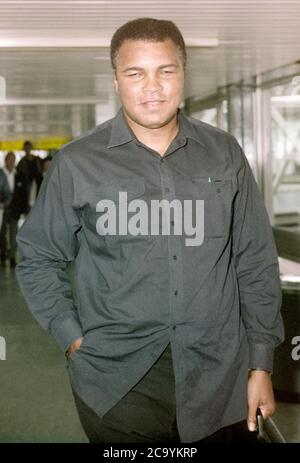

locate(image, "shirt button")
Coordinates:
174 290 178 296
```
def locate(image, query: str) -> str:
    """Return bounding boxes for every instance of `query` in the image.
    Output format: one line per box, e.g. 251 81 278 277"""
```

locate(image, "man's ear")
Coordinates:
114 74 118 94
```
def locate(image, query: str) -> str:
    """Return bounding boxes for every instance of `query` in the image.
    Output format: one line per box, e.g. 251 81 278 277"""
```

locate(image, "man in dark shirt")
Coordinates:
16 18 284 443
17 140 42 213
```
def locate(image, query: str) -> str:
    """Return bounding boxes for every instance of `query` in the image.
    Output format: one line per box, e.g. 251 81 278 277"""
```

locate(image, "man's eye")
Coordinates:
128 72 141 77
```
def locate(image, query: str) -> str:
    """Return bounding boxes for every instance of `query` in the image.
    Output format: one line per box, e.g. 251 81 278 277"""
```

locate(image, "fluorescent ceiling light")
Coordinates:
0 38 110 47
0 35 219 48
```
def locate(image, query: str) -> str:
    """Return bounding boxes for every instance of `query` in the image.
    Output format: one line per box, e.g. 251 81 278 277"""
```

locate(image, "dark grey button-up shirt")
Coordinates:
16 108 284 442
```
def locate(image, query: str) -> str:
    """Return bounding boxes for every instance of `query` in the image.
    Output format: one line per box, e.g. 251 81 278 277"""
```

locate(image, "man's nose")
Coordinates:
142 75 162 94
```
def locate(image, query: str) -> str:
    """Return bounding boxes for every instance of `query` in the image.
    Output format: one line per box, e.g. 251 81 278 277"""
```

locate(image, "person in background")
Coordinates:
0 151 27 268
0 156 12 264
16 140 42 214
16 18 284 443
40 155 53 182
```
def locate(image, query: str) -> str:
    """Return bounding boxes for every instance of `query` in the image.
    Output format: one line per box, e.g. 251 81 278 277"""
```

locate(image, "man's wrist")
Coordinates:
248 368 272 377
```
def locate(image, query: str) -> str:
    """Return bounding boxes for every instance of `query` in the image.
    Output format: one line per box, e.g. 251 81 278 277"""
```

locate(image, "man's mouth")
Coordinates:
141 100 165 106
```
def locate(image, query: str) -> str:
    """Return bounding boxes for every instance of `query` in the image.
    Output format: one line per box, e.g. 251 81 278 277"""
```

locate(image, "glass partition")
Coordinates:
269 82 300 228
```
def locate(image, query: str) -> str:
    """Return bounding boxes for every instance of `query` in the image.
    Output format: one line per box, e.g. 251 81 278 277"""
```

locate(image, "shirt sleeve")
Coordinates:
231 141 285 373
16 151 83 354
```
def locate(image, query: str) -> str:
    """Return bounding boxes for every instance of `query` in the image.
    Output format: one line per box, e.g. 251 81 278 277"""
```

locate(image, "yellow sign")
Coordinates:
0 137 71 151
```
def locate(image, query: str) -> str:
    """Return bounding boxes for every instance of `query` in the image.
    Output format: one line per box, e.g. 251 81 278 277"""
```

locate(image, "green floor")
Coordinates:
0 265 88 443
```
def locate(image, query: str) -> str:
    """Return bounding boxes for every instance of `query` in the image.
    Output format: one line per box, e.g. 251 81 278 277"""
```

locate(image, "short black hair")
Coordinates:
110 18 186 71
23 140 33 150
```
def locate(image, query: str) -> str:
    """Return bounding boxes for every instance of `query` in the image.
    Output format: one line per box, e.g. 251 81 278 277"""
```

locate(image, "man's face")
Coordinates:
24 143 33 155
5 153 15 172
114 39 184 130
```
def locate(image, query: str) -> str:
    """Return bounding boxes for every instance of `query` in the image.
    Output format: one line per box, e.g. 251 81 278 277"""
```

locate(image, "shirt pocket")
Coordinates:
175 174 236 240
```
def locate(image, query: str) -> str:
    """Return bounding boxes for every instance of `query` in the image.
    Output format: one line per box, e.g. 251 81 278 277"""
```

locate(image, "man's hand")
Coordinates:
66 336 84 359
247 369 275 431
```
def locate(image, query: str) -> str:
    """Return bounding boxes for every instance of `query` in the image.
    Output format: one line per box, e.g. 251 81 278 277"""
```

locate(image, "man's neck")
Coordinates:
124 112 179 157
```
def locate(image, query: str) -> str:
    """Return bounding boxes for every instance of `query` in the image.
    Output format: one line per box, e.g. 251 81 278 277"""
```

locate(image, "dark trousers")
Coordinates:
0 208 18 260
71 344 258 443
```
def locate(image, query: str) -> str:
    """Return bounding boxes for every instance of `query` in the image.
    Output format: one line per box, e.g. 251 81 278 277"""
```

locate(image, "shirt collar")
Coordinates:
107 107 206 149
107 107 135 148
4 167 16 176
177 110 206 147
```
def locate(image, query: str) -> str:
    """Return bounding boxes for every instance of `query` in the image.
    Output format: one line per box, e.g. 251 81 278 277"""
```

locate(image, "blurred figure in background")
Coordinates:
0 158 11 237
0 154 12 211
0 151 28 267
0 152 15 266
17 140 42 214
40 155 53 182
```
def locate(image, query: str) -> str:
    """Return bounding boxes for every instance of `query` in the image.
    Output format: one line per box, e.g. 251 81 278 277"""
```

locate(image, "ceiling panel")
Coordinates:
0 0 300 103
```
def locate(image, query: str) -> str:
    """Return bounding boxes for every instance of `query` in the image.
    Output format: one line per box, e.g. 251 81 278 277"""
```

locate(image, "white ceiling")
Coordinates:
0 0 300 104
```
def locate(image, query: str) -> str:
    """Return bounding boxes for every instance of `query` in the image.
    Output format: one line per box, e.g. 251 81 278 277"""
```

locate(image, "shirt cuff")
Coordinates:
248 343 274 373
50 313 83 354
